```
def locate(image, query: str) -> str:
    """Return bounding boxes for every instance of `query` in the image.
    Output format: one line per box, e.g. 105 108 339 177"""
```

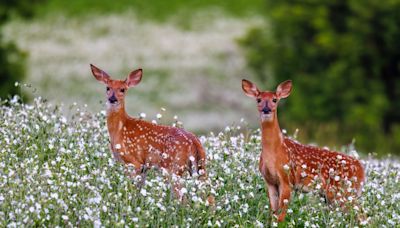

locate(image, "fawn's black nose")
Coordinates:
262 106 271 114
108 95 118 104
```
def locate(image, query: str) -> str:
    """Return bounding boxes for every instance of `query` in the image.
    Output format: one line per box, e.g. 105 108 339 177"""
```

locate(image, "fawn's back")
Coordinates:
284 138 365 198
115 117 203 175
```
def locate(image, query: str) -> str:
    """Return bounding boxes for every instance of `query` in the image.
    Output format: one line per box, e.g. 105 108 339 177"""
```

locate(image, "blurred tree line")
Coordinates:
241 0 400 156
0 0 42 100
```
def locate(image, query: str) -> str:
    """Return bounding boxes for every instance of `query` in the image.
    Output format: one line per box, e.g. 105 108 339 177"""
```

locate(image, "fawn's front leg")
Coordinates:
113 144 147 187
276 183 291 222
266 183 279 216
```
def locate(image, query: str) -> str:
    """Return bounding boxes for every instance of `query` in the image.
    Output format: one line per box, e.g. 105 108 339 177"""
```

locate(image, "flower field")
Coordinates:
0 96 399 227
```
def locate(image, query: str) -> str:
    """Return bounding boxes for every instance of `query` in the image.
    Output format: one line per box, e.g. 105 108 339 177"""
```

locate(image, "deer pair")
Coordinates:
91 65 365 222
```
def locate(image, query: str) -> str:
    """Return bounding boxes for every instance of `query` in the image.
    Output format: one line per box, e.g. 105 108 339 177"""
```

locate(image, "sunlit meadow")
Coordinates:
1 95 399 227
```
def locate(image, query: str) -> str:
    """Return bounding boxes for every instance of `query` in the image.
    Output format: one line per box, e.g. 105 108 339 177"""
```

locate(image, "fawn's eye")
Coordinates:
120 88 125 93
272 98 277 103
106 87 110 91
257 98 262 103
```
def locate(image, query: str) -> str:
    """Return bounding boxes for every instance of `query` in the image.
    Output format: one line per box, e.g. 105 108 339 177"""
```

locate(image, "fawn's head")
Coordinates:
91 64 142 111
242 79 292 122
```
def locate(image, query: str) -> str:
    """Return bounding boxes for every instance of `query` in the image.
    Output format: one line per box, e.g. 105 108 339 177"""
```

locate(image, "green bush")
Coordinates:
0 40 26 100
240 0 400 155
0 0 42 101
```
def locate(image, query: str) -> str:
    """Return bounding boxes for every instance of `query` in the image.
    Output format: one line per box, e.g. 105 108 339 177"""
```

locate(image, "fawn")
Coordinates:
242 79 365 222
90 64 207 197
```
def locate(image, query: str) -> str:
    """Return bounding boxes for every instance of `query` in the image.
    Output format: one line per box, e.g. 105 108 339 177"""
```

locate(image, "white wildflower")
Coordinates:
198 169 205 175
140 189 147 197
283 164 290 171
180 188 187 195
94 220 101 228
139 113 146 118
255 220 264 227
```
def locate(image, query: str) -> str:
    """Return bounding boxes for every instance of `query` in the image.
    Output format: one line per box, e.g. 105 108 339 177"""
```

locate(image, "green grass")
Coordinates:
35 0 266 22
0 96 399 227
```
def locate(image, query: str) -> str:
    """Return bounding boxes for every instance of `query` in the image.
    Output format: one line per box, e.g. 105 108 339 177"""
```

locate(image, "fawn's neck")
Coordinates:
106 103 130 143
261 113 284 153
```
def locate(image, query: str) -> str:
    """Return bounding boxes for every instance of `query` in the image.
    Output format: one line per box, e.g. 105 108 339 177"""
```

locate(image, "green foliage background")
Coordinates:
0 41 25 99
0 0 42 100
240 0 400 155
3 0 400 155
36 0 264 22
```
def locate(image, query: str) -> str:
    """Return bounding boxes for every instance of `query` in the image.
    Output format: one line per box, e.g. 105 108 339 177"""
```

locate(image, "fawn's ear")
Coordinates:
90 64 110 84
242 79 260 98
126 69 143 88
276 80 292 99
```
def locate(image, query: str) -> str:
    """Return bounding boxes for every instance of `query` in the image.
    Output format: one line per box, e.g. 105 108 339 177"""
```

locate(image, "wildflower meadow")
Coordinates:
0 95 399 227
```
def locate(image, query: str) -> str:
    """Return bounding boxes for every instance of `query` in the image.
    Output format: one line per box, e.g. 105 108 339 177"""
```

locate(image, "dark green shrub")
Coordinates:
0 40 26 100
240 1 400 155
0 0 42 101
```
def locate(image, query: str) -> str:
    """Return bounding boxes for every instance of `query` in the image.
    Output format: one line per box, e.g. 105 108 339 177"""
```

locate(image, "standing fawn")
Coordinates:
242 79 365 222
90 64 207 198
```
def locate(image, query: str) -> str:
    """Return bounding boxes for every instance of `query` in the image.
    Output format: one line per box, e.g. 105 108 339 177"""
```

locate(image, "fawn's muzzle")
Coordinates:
262 106 271 114
108 95 118 104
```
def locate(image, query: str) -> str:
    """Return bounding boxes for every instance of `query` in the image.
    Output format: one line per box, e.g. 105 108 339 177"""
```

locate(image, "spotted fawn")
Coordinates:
242 79 365 222
91 64 207 198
